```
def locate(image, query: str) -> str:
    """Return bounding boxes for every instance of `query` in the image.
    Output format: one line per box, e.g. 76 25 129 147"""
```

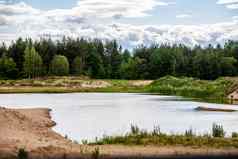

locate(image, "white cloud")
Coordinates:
217 0 238 4
0 2 40 15
176 14 192 19
233 16 238 20
73 0 170 18
217 0 238 9
0 1 238 49
0 15 10 25
226 3 238 9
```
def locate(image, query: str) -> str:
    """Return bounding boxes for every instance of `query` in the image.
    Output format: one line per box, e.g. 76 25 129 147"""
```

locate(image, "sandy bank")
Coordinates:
1 107 238 159
195 106 237 112
0 107 72 158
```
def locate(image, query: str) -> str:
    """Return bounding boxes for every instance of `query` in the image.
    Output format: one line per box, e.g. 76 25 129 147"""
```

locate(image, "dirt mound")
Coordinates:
0 107 71 154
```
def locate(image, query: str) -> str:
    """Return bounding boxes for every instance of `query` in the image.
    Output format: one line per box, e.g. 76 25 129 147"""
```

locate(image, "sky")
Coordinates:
0 0 238 48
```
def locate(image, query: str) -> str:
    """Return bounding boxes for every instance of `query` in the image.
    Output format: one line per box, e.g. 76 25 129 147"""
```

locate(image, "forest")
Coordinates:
0 37 238 80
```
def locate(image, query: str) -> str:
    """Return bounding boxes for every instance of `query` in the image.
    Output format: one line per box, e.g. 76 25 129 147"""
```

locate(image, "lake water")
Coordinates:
1 93 238 142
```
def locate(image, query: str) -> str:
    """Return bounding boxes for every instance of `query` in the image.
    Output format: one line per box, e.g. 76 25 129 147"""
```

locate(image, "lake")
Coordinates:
0 93 238 142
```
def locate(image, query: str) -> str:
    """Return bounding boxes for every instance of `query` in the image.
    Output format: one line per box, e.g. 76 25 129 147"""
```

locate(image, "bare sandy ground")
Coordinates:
1 107 238 159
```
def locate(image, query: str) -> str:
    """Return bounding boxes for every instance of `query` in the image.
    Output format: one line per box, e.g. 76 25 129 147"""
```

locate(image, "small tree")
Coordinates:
0 53 18 79
50 55 69 76
72 56 82 75
23 46 43 78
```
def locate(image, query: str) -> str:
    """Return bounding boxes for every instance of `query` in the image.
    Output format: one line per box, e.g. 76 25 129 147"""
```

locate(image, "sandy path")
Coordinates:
0 107 238 159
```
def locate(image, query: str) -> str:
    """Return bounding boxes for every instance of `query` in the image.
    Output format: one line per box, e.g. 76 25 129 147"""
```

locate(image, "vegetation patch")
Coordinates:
146 76 235 102
90 124 238 148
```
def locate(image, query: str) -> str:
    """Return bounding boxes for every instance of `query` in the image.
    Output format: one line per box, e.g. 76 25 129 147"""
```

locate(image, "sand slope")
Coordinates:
0 107 72 158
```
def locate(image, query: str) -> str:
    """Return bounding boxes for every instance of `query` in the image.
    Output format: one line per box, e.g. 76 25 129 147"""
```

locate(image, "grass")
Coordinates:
90 124 238 148
146 76 235 102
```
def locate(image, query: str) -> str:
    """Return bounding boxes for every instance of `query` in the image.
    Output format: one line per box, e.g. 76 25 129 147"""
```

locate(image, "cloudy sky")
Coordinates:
0 0 238 48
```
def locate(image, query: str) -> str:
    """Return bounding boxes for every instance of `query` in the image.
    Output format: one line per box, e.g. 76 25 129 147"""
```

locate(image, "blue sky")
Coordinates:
24 0 77 9
22 0 237 25
0 0 238 48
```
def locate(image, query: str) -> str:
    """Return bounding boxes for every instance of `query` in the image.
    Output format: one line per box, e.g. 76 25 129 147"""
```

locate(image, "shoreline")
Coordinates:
0 76 234 105
1 107 238 158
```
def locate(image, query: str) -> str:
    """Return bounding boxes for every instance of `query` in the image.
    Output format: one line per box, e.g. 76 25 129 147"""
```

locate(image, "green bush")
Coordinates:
185 128 194 138
130 124 140 135
212 123 225 138
232 132 238 138
147 76 232 101
17 148 28 159
50 55 69 76
82 139 88 145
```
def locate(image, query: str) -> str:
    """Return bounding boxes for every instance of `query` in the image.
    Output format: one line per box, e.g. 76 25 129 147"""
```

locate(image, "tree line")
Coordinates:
0 37 238 80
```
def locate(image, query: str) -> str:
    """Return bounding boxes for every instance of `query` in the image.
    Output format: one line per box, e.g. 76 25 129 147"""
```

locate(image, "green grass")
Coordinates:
146 76 235 102
90 124 238 148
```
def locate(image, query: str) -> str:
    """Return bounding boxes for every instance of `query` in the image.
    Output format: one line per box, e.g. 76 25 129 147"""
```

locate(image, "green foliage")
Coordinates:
2 38 238 80
150 47 176 78
72 56 82 75
130 124 140 135
17 148 28 159
147 76 232 100
212 123 225 138
152 125 161 136
232 132 238 138
120 58 137 79
91 125 238 148
50 55 69 76
185 128 195 138
104 40 122 79
23 46 43 78
86 46 105 78
81 139 88 145
0 53 18 79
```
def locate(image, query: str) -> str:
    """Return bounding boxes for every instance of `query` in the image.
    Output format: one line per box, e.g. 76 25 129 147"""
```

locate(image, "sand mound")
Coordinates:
0 107 72 156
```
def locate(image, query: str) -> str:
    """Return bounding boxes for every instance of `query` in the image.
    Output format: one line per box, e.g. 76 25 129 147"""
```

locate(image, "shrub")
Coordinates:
91 147 100 159
152 125 161 136
82 139 88 145
17 148 28 159
185 128 194 137
212 123 225 138
147 76 231 100
130 124 140 135
232 132 238 138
